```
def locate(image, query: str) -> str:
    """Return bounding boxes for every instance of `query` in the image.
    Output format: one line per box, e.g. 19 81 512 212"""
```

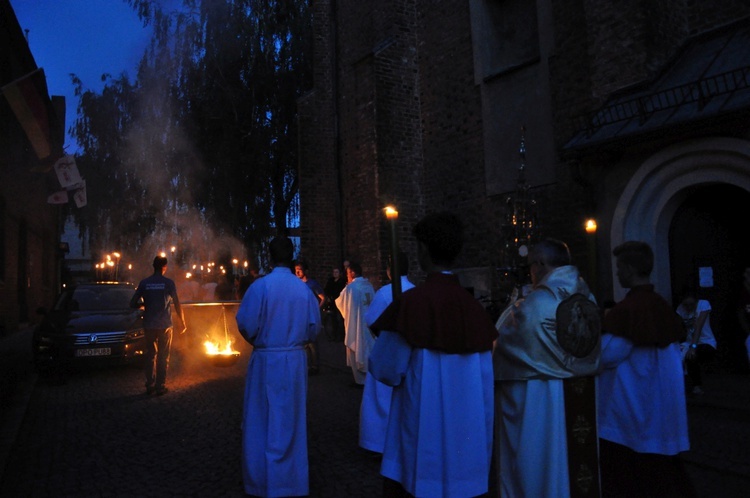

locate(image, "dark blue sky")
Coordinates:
10 0 153 154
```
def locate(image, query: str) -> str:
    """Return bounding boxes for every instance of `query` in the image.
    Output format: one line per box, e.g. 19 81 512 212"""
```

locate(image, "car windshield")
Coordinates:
56 285 135 312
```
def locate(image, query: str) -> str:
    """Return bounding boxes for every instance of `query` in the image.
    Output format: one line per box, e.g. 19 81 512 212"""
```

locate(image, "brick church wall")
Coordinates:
299 0 750 298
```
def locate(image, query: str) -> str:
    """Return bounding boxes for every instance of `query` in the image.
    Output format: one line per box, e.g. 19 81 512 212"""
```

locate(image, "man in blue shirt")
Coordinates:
295 259 325 374
130 255 186 396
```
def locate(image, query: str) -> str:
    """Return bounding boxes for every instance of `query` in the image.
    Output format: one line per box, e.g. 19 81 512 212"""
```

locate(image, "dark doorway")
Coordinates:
669 184 750 372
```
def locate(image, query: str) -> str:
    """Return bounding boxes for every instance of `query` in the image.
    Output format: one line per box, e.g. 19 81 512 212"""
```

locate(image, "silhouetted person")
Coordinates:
130 256 186 396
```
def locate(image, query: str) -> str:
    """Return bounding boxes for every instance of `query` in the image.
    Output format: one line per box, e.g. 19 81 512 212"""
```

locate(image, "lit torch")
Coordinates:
384 205 401 300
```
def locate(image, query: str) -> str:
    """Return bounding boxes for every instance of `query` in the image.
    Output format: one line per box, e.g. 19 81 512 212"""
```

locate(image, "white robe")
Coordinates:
336 276 375 381
598 333 689 455
494 265 600 498
235 267 321 497
499 380 569 498
360 277 415 453
374 346 495 497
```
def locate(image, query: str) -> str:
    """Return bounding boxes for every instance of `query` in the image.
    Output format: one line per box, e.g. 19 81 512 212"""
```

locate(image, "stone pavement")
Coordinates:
675 370 750 497
1 324 749 497
0 325 383 497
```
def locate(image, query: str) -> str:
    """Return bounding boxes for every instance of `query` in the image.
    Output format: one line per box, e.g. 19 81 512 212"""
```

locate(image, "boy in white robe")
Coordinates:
236 237 321 497
370 212 498 497
361 254 413 453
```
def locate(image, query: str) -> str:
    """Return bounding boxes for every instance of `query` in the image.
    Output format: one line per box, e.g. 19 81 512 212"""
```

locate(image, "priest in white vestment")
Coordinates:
494 238 601 498
336 262 375 385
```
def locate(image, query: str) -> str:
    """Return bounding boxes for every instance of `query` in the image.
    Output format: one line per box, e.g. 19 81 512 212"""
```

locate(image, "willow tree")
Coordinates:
72 0 312 270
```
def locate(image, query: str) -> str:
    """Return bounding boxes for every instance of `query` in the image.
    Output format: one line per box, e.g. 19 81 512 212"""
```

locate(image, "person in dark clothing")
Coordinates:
295 260 325 374
214 274 236 301
323 267 347 341
238 268 260 299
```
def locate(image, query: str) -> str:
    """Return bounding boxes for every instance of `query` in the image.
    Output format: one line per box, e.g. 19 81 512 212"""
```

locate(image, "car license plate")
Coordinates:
76 347 111 357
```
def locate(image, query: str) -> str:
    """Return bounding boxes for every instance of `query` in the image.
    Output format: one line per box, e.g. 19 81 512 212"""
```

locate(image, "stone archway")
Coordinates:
610 137 750 301
668 183 750 371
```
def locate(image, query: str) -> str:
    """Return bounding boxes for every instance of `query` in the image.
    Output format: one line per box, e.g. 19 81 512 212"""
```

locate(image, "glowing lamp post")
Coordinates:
384 205 402 300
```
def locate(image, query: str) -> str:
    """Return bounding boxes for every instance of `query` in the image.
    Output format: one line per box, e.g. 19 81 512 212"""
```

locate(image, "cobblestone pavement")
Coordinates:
678 371 750 498
1 326 749 497
0 330 381 497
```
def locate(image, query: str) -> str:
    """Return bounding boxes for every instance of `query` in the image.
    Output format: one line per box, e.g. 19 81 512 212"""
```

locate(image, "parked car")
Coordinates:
33 282 146 370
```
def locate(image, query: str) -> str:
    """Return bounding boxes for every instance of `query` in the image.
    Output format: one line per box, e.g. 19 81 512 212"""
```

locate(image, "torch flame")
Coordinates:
384 205 399 220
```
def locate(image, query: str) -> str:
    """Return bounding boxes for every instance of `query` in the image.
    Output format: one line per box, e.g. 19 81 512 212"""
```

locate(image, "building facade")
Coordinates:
1 0 65 333
298 1 750 370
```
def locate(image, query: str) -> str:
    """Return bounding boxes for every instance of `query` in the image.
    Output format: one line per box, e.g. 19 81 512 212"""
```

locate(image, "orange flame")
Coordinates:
204 340 239 356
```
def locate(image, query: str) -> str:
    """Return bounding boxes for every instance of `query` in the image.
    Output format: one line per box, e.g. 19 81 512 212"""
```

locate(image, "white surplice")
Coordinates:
373 345 495 497
360 277 415 453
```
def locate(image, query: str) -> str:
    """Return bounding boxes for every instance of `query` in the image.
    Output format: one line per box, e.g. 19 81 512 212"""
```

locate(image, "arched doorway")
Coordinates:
610 137 750 372
611 137 750 302
669 184 750 372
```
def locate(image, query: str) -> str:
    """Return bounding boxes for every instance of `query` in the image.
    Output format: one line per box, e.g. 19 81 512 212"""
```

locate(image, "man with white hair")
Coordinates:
494 238 601 497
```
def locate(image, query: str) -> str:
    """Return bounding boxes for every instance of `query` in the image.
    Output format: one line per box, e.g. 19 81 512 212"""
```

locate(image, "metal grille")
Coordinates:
73 331 127 345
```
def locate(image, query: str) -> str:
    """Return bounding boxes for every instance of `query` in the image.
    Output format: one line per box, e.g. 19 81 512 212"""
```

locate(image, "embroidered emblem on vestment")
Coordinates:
555 293 600 358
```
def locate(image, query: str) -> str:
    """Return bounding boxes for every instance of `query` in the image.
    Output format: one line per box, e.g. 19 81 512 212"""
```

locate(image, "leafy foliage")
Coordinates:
71 0 311 272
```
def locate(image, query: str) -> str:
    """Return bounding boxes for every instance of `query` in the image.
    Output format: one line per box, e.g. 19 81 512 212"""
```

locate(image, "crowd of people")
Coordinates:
131 210 750 497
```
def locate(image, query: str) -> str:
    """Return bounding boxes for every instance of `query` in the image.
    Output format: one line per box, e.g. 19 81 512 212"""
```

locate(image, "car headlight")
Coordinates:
125 329 145 340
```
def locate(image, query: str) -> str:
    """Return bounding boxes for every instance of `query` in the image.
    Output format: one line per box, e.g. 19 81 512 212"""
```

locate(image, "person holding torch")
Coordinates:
361 252 413 454
369 211 498 497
